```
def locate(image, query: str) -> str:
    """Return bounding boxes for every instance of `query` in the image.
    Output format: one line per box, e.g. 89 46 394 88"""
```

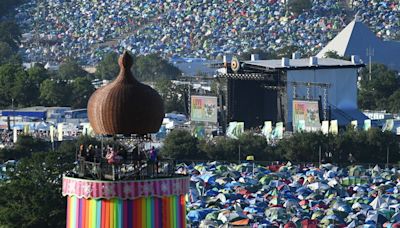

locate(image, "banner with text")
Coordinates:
293 100 321 132
191 95 218 123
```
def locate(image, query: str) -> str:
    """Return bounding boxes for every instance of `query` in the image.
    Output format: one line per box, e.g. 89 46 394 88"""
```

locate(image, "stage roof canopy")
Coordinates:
243 57 363 71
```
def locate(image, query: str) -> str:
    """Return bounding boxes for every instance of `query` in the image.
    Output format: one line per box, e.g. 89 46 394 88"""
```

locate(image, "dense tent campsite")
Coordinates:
181 162 400 227
15 0 399 64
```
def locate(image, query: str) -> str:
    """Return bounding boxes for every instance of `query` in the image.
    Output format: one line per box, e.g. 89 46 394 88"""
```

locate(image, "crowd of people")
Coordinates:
15 0 399 65
77 143 160 176
183 161 400 227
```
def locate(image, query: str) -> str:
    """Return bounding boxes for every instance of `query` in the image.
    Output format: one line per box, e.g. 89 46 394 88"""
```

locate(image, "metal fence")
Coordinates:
75 158 176 181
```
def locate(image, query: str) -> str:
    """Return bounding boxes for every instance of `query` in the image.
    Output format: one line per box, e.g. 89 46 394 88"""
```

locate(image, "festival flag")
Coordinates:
329 120 338 135
382 119 394 132
272 122 284 139
321 121 329 135
351 120 358 130
261 121 272 139
50 125 55 143
226 122 237 139
364 119 371 131
226 122 244 139
13 127 17 143
23 125 30 135
58 123 63 141
235 122 244 138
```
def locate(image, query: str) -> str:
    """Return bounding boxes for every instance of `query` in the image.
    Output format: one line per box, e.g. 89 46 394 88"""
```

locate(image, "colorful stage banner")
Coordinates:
62 176 190 200
190 96 218 123
66 195 186 228
292 100 321 132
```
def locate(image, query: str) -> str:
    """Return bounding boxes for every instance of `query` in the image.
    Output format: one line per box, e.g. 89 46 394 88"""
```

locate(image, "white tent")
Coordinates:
370 195 385 210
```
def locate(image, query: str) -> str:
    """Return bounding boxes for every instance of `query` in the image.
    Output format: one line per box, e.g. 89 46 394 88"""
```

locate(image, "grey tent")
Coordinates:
317 18 400 72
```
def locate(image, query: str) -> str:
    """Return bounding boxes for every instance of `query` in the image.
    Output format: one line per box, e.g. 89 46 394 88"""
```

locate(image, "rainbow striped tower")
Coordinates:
62 51 190 228
62 176 189 228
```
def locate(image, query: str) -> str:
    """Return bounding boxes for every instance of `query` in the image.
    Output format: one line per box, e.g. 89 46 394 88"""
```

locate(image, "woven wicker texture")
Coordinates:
87 51 164 135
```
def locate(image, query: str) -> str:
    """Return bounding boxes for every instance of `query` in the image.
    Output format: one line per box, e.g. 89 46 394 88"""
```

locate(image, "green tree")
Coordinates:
0 21 21 50
202 137 238 161
134 54 181 81
276 45 300 58
358 89 377 110
237 133 272 161
388 90 400 113
332 128 360 164
12 70 40 107
0 135 49 164
272 128 400 164
96 52 120 80
27 63 51 85
358 64 399 110
275 132 326 162
0 63 24 107
323 51 350 60
70 77 95 108
362 128 399 163
0 0 25 18
14 135 49 153
160 129 201 160
155 79 186 113
0 150 74 228
0 41 14 64
288 0 312 15
39 79 71 106
58 59 88 80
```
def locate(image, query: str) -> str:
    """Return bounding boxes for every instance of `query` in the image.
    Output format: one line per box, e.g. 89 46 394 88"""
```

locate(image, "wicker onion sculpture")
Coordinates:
87 51 164 135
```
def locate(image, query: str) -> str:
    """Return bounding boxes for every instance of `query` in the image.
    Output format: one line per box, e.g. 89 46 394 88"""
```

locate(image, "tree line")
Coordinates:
358 64 400 113
0 53 183 111
161 128 400 165
0 136 101 227
0 60 95 109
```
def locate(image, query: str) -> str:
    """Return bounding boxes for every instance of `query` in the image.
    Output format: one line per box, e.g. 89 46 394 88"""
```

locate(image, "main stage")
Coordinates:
216 55 366 129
